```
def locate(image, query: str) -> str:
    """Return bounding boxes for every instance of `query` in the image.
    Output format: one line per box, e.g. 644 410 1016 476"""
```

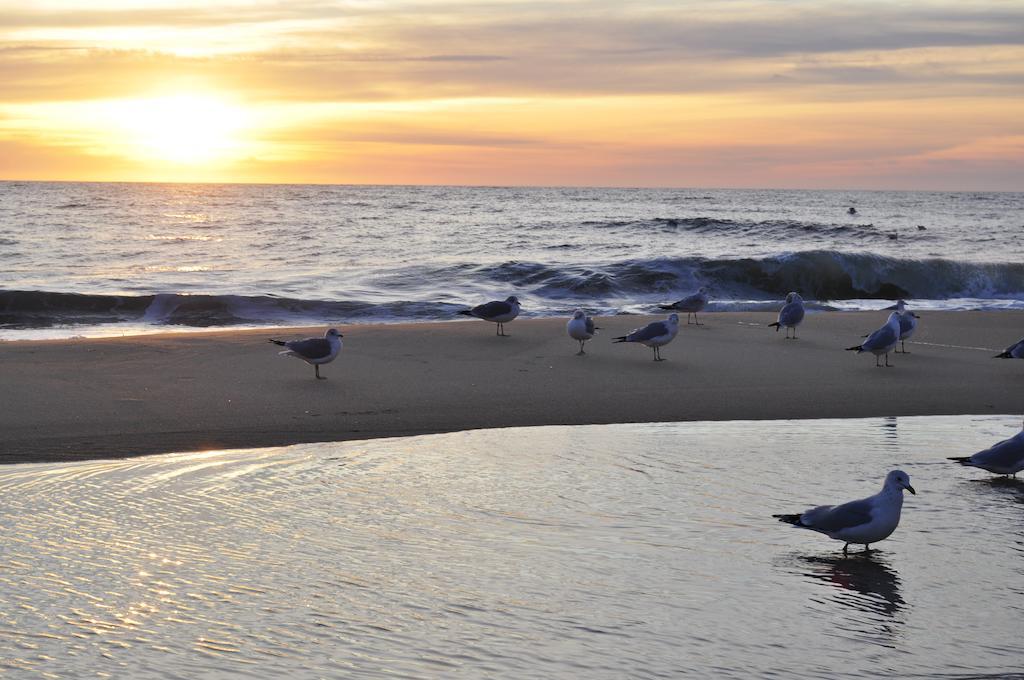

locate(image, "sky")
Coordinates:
0 0 1021 189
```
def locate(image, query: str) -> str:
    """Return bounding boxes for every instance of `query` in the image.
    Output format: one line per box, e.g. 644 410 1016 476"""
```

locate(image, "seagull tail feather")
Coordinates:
612 336 628 343
994 350 1012 358
772 513 804 526
768 322 780 330
457 310 473 316
657 304 676 310
268 339 287 346
845 345 863 352
947 457 973 465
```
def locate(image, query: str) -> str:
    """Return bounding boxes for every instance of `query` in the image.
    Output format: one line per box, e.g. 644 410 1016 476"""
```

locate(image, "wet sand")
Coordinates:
0 311 1021 463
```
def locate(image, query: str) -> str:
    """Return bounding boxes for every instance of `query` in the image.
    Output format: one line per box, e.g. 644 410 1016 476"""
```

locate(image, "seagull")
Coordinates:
458 295 521 336
774 470 916 555
768 292 805 339
612 313 680 361
846 312 901 367
894 300 920 353
948 419 1024 477
994 337 1024 359
268 328 343 380
658 287 709 325
567 309 599 355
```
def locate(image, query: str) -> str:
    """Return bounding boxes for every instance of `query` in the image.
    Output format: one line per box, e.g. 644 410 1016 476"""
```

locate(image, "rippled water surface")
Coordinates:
1 415 1023 678
1 183 1023 338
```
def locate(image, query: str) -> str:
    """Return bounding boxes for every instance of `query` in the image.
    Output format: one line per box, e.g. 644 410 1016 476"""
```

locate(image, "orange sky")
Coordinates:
1 1 1022 190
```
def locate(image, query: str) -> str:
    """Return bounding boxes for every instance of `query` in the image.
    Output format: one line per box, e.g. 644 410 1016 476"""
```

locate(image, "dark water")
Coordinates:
1 181 1022 338
1 415 1022 678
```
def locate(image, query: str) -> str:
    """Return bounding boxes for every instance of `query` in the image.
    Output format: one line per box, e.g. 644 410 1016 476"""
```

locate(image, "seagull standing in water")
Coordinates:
774 470 916 555
268 328 343 380
948 419 1024 477
768 292 805 339
458 296 521 336
846 312 901 367
567 309 598 355
613 313 680 361
659 287 709 325
894 300 920 353
994 337 1024 359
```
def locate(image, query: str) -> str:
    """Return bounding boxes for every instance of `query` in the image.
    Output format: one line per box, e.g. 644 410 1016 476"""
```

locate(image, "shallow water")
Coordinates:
1 415 1023 678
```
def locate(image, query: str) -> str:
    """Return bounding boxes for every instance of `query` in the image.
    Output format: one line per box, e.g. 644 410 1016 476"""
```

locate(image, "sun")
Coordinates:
103 94 252 165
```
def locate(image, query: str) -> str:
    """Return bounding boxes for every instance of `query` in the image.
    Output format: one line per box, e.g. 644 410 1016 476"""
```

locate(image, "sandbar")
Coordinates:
0 311 1021 463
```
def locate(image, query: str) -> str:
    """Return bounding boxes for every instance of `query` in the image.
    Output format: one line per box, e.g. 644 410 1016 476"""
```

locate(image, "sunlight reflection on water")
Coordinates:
0 415 1022 678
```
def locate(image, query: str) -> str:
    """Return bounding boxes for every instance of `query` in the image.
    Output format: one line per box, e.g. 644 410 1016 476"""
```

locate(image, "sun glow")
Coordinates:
101 94 253 165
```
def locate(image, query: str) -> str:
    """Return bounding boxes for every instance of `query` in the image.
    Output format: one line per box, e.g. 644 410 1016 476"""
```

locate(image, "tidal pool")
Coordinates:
0 415 1022 678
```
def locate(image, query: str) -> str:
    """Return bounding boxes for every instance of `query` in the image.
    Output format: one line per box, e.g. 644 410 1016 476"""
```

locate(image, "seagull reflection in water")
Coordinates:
798 554 904 615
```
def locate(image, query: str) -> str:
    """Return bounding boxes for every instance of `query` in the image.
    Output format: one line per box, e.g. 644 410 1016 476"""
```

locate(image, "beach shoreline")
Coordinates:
1 311 1021 464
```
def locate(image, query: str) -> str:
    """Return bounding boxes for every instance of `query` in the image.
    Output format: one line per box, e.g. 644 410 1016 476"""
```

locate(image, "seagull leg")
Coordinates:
885 353 893 367
875 355 882 367
315 365 326 380
577 340 586 356
864 544 872 553
843 543 849 556
695 313 703 326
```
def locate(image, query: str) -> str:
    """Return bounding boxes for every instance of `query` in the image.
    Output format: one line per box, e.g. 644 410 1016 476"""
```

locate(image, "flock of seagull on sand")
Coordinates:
267 288 1024 556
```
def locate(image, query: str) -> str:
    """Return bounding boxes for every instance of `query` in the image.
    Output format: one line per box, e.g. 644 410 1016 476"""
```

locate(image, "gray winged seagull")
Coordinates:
994 337 1024 359
659 287 709 325
567 309 599 355
846 312 901 367
774 470 916 555
458 296 521 336
948 418 1024 477
894 300 920 353
612 313 680 361
268 328 343 380
768 292 805 339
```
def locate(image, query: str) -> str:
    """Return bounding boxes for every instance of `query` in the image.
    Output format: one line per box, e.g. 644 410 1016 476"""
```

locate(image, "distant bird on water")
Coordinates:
894 300 920 353
567 309 598 355
994 337 1024 359
948 419 1024 477
659 287 709 325
458 296 521 336
768 292 805 339
847 312 901 367
268 328 343 380
774 470 916 555
613 313 680 361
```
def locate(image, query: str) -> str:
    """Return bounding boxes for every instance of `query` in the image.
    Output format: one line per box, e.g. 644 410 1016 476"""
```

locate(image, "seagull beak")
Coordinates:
905 484 916 495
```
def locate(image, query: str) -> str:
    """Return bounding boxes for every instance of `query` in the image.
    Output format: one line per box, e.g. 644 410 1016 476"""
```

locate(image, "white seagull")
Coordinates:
567 309 598 355
659 287 709 325
268 328 344 380
948 419 1024 477
774 470 916 555
612 313 680 362
458 295 521 336
846 312 901 367
894 300 920 353
768 292 805 339
994 337 1024 359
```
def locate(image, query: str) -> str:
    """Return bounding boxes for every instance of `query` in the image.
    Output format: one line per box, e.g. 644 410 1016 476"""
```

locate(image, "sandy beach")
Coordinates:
0 311 1021 463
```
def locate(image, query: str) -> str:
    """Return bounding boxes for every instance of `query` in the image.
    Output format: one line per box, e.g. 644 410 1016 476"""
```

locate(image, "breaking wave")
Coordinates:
2 251 1022 331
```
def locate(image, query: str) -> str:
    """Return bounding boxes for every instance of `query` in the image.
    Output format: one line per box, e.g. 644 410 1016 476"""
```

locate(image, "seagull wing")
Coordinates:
284 337 333 360
801 498 874 533
627 321 668 342
861 323 898 351
972 433 1024 469
471 300 511 318
777 302 805 327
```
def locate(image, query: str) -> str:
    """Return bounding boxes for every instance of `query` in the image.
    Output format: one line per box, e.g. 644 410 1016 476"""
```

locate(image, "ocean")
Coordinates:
1 181 1022 339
